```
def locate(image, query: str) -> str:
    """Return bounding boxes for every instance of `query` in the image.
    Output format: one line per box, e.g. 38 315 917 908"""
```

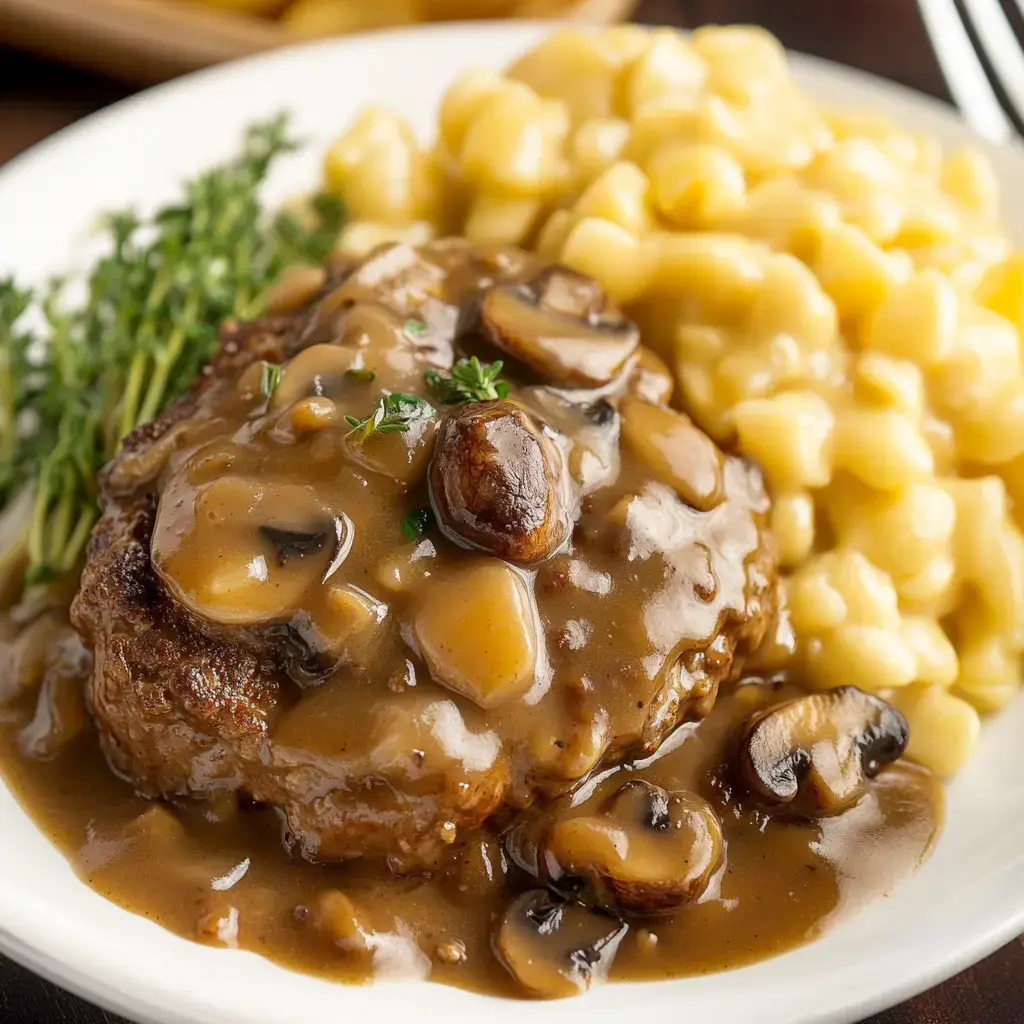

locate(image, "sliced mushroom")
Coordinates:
271 582 386 684
319 242 447 320
263 344 355 409
259 515 353 582
260 525 330 565
321 514 356 582
312 244 459 368
495 890 628 999
619 396 724 512
739 686 910 815
543 781 723 917
429 400 574 565
480 267 639 388
152 476 340 626
628 348 674 406
516 387 621 495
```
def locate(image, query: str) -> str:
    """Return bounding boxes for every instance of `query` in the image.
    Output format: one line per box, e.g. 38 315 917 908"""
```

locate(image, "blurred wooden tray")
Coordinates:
0 0 637 83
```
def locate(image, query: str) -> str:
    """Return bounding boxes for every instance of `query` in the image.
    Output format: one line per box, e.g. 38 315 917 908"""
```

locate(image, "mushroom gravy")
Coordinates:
0 239 942 997
0 683 939 995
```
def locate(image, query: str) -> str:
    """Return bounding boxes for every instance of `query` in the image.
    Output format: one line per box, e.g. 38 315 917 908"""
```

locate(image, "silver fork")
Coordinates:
918 0 1024 143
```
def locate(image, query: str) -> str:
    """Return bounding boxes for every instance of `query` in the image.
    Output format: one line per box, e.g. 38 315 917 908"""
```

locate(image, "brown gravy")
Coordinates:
0 240 942 998
0 676 939 994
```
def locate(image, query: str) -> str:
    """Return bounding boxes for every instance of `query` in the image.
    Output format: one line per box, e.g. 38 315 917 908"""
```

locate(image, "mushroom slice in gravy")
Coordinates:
544 780 723 917
619 397 725 512
495 890 628 999
259 524 333 565
515 387 620 496
739 686 910 814
322 242 446 315
152 476 343 627
262 343 355 409
480 267 639 388
627 348 674 406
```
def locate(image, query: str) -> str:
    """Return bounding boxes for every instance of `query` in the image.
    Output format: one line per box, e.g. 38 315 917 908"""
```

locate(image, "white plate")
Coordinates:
1 21 1023 1024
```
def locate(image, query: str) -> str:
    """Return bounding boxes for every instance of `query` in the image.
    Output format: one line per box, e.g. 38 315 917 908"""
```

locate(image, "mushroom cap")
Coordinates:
494 889 628 999
428 400 575 566
480 267 639 389
739 685 910 815
151 476 346 627
543 779 724 917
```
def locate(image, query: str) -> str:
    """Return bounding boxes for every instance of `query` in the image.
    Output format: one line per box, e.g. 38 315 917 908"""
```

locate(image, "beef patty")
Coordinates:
72 240 777 872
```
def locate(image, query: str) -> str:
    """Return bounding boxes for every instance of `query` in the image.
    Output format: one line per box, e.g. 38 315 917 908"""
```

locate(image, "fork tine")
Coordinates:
963 0 1024 128
917 0 1016 143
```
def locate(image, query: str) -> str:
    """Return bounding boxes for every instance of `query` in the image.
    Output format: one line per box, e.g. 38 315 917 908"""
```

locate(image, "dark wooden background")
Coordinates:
1 1 1022 1021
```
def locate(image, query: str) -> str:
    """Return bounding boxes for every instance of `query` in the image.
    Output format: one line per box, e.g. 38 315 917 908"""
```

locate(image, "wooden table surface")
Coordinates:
1 1 1022 1021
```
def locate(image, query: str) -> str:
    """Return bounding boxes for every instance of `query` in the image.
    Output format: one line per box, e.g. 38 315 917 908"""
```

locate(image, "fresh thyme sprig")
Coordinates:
344 393 432 442
0 281 34 502
425 357 510 405
0 114 346 593
260 361 283 399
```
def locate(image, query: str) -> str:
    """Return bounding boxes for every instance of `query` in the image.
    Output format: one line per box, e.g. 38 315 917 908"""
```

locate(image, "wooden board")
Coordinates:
0 0 637 83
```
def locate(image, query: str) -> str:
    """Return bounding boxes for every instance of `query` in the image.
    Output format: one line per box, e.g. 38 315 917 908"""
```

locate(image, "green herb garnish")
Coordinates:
0 114 346 593
0 281 33 499
260 361 283 398
272 191 345 267
401 507 433 542
344 393 432 441
403 318 427 338
425 357 510 405
345 367 376 383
